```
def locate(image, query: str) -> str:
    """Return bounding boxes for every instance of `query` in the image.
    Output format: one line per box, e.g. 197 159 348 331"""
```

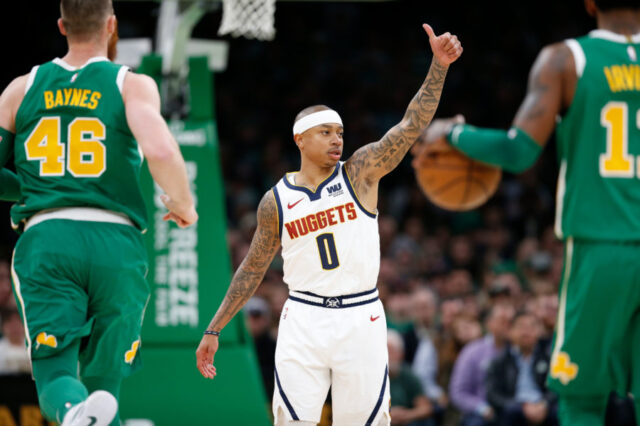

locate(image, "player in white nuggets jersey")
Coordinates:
196 24 462 426
274 162 380 296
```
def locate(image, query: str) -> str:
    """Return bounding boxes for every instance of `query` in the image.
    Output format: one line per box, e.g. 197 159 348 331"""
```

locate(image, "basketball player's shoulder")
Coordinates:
121 71 159 103
534 42 575 76
0 73 29 129
4 73 29 91
258 189 279 228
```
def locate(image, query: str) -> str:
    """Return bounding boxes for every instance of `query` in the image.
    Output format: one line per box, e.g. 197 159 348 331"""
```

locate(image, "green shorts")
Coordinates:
11 219 149 378
547 237 640 397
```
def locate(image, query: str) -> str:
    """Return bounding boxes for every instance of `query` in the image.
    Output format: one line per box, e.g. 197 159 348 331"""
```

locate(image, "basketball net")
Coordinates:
218 0 276 41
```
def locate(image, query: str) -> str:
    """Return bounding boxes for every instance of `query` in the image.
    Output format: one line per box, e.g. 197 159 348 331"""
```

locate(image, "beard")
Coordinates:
107 19 119 61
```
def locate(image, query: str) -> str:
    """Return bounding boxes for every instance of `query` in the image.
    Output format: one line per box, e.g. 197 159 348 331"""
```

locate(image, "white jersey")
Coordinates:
272 161 380 296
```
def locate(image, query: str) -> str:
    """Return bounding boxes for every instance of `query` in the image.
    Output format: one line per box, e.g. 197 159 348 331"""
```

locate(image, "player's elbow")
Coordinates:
503 155 537 173
143 140 180 163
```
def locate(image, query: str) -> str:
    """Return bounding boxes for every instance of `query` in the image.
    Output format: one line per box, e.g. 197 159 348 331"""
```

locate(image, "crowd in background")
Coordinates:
212 2 631 425
0 0 633 424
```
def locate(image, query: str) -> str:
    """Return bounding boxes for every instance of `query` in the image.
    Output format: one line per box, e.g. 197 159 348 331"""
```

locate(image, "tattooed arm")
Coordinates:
344 25 462 209
196 190 281 378
512 42 575 145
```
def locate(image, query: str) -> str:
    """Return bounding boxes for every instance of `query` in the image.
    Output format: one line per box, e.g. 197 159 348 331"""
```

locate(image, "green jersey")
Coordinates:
12 57 147 230
555 30 640 241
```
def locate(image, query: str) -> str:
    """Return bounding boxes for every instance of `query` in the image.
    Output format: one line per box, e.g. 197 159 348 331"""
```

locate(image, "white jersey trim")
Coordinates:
565 39 586 78
25 207 135 231
589 29 640 44
554 159 567 239
116 65 130 93
551 237 573 361
53 56 110 71
24 65 39 95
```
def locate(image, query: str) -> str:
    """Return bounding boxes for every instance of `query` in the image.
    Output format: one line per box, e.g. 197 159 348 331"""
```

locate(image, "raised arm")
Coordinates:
123 72 197 227
196 190 282 378
345 24 462 188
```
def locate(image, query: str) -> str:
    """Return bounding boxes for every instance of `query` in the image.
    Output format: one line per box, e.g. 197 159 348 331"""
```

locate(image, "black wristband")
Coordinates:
204 330 220 336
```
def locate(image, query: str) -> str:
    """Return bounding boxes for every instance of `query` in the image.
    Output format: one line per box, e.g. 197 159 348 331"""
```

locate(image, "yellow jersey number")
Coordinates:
25 116 106 178
599 101 639 178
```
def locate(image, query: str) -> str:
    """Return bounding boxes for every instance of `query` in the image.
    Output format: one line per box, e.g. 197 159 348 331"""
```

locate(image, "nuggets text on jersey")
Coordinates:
284 202 357 240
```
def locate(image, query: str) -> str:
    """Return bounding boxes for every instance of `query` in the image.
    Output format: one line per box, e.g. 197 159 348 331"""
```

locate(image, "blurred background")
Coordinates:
0 1 629 425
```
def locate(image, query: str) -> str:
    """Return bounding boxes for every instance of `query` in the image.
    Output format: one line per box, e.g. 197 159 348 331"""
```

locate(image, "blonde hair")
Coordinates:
61 0 113 41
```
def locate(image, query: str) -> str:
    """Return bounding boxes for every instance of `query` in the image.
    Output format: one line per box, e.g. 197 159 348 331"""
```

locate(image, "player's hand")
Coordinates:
196 334 219 379
411 115 465 169
160 194 198 228
423 24 463 66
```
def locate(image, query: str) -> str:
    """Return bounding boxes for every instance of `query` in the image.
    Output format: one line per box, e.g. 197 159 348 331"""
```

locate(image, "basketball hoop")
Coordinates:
218 0 276 41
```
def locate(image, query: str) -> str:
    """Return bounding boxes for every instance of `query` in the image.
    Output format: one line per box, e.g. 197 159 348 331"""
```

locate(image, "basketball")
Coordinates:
415 140 501 211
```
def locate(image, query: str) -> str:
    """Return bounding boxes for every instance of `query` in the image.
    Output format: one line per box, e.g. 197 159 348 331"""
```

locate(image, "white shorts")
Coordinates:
273 289 390 426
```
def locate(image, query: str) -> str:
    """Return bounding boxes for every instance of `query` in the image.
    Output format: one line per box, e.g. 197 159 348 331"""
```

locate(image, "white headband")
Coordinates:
292 110 343 136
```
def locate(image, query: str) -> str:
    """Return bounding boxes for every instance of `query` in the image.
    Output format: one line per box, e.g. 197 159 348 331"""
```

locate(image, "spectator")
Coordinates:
451 315 483 348
438 312 483 426
527 291 558 359
404 287 446 408
386 289 415 332
0 306 30 374
388 329 435 426
449 303 515 426
531 293 557 341
0 258 11 309
436 298 466 395
485 271 525 310
244 297 276 400
486 312 557 426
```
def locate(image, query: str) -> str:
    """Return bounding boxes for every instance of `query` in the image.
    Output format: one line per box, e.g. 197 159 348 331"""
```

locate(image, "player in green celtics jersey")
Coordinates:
415 0 640 424
0 1 197 425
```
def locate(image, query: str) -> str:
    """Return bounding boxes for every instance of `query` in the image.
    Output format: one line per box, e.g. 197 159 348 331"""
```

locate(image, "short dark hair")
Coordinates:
61 0 113 40
594 0 640 11
511 310 537 326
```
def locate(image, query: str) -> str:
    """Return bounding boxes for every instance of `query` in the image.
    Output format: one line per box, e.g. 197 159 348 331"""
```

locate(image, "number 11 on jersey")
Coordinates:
599 101 639 178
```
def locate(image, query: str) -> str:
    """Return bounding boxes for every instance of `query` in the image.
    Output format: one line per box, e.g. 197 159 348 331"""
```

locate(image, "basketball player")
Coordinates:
0 1 197 425
196 24 462 425
416 1 640 424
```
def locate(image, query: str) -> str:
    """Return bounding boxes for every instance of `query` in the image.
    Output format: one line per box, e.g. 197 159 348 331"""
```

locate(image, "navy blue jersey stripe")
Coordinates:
297 287 377 299
282 163 341 201
275 366 299 420
272 186 284 239
366 365 388 425
341 165 377 219
288 295 378 308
